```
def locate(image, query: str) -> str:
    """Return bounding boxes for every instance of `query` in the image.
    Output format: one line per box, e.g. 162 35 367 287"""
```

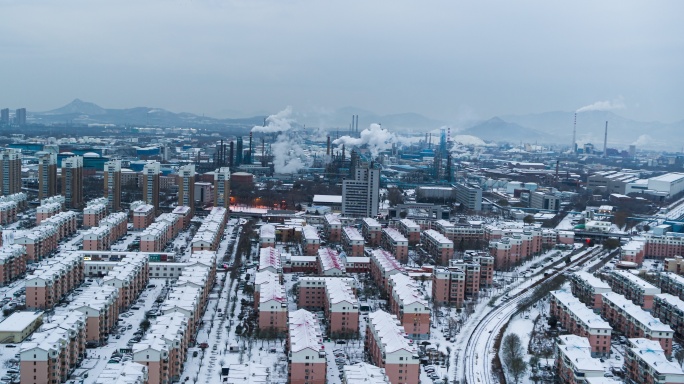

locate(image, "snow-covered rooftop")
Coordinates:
318 248 345 273
382 227 408 243
343 363 390 384
289 309 324 353
343 226 364 242
611 270 660 294
556 335 604 372
370 249 404 274
602 292 673 333
572 271 611 291
422 229 451 244
628 338 684 375
367 310 416 355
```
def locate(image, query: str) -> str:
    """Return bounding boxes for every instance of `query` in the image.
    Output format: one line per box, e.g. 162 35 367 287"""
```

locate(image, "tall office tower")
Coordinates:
104 159 122 212
342 165 380 217
142 161 161 214
61 156 84 209
0 109 9 125
15 108 26 126
37 152 58 200
214 167 231 209
177 164 195 215
0 149 22 196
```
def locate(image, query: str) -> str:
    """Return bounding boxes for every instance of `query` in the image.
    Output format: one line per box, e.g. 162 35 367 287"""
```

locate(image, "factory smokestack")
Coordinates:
572 113 577 155
229 141 234 168
603 121 608 157
326 136 331 156
355 115 359 137
248 131 253 164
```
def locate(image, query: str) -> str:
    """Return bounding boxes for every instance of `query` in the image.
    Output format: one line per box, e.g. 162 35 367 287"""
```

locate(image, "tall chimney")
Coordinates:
248 131 253 164
229 141 234 167
326 136 331 156
603 121 608 157
572 113 577 155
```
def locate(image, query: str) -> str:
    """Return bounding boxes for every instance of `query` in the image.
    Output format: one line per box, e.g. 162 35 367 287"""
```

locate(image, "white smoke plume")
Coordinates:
333 123 397 158
631 134 653 147
271 133 310 173
252 106 294 133
576 97 626 113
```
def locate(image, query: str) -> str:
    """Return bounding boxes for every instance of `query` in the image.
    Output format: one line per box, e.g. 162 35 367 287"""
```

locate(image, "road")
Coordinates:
460 246 604 384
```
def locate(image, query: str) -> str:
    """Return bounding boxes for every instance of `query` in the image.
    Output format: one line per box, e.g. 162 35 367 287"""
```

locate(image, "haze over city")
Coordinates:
2 2 684 384
1 0 683 125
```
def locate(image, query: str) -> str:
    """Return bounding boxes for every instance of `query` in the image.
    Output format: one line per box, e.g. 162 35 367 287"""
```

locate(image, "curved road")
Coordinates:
461 247 604 384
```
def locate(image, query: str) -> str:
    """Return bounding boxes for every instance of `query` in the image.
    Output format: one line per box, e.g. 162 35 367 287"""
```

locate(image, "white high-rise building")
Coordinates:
342 166 380 217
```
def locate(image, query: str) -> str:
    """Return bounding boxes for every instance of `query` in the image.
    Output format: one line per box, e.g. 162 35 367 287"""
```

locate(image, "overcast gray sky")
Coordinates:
1 0 682 123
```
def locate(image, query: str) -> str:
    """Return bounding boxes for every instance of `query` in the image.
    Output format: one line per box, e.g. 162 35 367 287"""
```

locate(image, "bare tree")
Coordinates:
502 333 527 384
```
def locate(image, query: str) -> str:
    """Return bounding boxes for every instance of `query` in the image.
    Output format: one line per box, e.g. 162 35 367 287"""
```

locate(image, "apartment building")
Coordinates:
395 219 420 245
68 285 120 345
554 335 605 383
601 292 674 355
20 312 87 384
83 202 107 228
608 270 660 310
549 290 612 357
302 226 321 256
660 272 684 301
255 270 279 311
0 149 21 196
214 167 231 209
0 201 17 225
342 255 370 273
624 338 684 384
36 202 61 224
142 161 161 214
62 155 84 209
296 276 357 312
621 240 646 265
342 166 380 218
258 275 288 332
0 244 26 286
432 267 465 307
653 294 684 339
190 207 227 253
324 214 342 243
665 255 684 274
421 229 453 265
432 220 456 240
177 164 195 216
381 228 409 263
362 217 382 246
370 249 405 293
132 203 155 230
324 278 359 336
342 227 365 257
259 247 283 274
104 159 122 212
260 224 276 248
643 233 684 259
37 152 58 200
365 310 420 384
11 226 58 262
288 309 327 384
317 248 346 276
569 271 612 310
388 273 430 339
102 254 150 311
26 252 84 310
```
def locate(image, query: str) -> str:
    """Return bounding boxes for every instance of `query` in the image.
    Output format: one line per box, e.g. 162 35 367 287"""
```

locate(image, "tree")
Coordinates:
387 187 404 206
643 224 651 232
676 348 684 367
523 215 535 225
603 238 621 250
509 357 528 384
547 315 558 328
497 199 509 207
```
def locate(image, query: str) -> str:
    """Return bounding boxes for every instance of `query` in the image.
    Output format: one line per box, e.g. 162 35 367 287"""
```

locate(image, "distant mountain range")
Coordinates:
31 99 264 130
27 99 684 149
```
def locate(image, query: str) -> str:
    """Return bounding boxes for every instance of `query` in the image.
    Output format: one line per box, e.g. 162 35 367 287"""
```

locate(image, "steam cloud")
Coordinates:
631 134 653 147
253 107 311 173
333 123 397 158
576 98 626 113
252 106 294 133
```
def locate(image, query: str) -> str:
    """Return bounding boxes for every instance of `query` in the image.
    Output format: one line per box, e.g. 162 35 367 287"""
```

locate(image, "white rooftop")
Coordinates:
289 309 324 353
343 363 390 384
0 311 43 332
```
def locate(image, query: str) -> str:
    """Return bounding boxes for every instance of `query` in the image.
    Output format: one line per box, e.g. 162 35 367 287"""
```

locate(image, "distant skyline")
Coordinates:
1 0 683 125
